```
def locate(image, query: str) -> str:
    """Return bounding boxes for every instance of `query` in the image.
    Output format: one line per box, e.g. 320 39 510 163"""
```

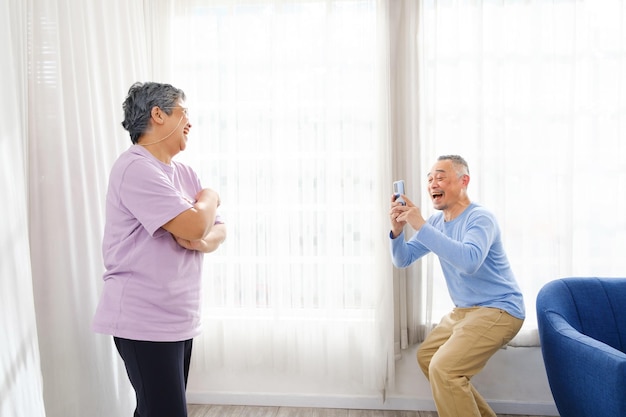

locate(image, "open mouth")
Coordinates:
431 192 443 202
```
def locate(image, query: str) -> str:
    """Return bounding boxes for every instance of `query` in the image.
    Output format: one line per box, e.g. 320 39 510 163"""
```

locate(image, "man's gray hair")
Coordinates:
438 155 470 177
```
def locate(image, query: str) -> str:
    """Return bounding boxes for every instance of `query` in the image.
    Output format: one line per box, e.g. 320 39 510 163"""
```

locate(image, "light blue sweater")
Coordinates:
390 203 525 319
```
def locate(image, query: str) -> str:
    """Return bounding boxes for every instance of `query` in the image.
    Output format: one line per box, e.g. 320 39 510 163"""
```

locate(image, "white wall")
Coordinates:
186 344 558 416
391 345 557 415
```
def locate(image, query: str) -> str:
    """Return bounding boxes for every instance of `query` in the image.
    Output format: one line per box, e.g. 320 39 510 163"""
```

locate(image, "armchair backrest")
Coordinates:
537 277 626 353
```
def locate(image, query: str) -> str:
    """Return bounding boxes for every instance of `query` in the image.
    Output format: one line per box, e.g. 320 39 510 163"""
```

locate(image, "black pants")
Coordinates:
114 337 193 417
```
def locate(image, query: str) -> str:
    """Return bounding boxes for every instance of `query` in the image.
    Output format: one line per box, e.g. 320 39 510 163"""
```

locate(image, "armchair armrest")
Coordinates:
540 310 626 417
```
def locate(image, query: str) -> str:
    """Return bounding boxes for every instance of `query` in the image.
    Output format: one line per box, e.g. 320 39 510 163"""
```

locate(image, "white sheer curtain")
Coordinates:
1 1 46 417
154 0 397 400
11 0 625 415
417 0 626 344
25 1 152 416
7 0 398 415
387 0 429 351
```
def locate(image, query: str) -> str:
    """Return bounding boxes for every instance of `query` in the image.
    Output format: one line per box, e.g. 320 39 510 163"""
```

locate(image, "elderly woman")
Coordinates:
93 82 226 417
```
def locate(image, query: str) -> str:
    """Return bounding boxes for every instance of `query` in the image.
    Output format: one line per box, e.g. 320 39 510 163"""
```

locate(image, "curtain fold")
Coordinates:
388 0 430 351
27 1 152 415
1 1 46 416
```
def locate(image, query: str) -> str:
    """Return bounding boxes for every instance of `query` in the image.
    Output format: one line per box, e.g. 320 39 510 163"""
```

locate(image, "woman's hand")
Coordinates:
174 223 226 253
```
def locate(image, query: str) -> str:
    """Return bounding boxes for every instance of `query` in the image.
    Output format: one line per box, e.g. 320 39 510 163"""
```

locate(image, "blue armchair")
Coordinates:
537 277 626 417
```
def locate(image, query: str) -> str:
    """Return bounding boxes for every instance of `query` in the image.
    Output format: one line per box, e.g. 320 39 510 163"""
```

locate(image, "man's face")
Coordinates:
427 159 466 211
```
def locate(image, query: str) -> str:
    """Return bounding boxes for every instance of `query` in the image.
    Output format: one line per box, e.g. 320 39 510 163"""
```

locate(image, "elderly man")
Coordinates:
389 155 524 417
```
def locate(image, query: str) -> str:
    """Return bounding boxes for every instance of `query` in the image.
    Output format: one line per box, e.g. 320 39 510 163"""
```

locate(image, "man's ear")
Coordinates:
461 174 470 187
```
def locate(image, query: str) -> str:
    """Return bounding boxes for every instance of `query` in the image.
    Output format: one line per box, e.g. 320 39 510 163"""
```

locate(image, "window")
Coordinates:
169 0 392 390
420 0 626 334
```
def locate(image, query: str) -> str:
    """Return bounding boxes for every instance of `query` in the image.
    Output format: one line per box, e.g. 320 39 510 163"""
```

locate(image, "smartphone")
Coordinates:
393 180 406 205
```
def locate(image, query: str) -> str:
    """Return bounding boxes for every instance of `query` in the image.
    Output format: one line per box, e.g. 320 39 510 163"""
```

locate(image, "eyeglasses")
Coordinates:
162 106 189 117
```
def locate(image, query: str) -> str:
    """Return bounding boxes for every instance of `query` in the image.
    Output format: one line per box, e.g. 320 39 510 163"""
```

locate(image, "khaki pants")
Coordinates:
417 307 523 417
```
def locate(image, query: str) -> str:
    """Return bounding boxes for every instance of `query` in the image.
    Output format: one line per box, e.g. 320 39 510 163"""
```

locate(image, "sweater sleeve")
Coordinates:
414 212 497 274
389 230 431 268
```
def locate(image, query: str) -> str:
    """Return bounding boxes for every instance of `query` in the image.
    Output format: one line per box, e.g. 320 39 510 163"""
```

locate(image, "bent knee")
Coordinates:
427 351 463 382
416 346 431 375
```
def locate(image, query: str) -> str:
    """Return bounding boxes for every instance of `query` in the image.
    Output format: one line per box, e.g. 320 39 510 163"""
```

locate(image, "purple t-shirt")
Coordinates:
92 145 206 341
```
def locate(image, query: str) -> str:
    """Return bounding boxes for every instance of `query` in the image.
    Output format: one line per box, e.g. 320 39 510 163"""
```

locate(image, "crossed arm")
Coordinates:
174 223 226 253
161 188 227 253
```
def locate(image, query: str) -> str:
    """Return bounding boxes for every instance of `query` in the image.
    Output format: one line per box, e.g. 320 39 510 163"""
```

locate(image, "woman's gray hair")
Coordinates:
121 82 186 144
438 154 470 177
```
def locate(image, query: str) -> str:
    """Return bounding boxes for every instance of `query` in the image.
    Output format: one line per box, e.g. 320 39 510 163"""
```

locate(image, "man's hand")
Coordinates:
389 193 407 238
390 195 426 236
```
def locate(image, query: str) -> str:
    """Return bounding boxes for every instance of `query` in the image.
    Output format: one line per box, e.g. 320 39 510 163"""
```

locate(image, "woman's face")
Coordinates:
163 100 191 153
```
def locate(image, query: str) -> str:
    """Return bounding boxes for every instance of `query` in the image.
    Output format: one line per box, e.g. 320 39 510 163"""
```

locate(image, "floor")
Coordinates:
187 404 556 417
